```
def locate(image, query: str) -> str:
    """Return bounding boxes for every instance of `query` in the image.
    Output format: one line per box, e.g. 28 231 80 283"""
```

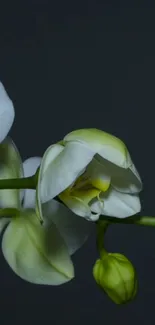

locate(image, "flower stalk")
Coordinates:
0 176 36 189
0 167 39 190
0 171 154 228
100 215 155 227
96 220 109 258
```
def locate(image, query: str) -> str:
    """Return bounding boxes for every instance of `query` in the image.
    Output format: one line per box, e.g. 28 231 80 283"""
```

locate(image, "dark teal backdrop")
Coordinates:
0 1 155 324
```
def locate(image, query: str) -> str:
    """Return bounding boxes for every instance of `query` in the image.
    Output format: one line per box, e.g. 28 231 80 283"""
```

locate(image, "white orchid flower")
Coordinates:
38 129 142 222
0 82 15 142
0 138 93 285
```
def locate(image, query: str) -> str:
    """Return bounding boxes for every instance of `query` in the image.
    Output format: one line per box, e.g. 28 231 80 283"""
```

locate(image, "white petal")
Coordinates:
42 199 93 255
22 157 41 208
96 157 142 194
90 187 141 218
39 142 95 203
2 210 74 285
64 128 132 168
0 82 15 142
23 157 41 177
0 137 23 209
112 165 142 194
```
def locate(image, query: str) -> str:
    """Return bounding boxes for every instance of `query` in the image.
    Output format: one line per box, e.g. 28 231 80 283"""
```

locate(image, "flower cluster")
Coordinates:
0 81 145 304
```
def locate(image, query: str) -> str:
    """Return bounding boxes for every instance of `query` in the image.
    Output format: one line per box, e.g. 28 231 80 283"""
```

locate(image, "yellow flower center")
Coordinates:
59 169 110 206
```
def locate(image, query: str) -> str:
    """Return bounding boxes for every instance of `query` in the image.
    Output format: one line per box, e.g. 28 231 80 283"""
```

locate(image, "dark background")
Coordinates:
0 0 155 324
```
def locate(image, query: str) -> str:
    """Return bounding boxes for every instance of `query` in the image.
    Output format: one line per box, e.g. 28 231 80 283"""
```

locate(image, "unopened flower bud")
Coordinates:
93 253 138 304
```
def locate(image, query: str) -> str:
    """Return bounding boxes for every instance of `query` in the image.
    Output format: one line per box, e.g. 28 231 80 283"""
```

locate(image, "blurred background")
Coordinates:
0 0 155 324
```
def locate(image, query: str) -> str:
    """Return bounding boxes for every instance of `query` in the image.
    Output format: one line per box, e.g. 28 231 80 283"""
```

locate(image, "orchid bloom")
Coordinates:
0 83 93 284
38 129 142 222
0 138 93 284
0 81 142 286
0 82 14 142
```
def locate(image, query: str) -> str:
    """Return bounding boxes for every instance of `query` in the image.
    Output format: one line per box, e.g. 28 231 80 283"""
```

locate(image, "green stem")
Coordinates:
0 167 39 190
99 215 155 227
134 216 155 226
0 208 20 217
0 176 36 189
96 220 109 259
0 174 38 190
0 172 155 228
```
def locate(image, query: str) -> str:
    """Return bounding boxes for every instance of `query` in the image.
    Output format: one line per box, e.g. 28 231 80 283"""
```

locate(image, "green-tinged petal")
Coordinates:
41 199 94 255
39 141 95 204
59 189 101 221
64 128 132 168
0 217 10 235
2 209 74 285
0 82 15 143
0 137 23 208
22 157 41 208
96 156 142 194
90 187 141 218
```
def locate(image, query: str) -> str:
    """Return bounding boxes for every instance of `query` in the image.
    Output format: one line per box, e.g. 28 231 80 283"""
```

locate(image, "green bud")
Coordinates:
93 253 138 304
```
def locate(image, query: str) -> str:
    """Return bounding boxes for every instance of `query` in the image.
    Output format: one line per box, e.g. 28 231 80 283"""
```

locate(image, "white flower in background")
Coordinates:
0 82 15 142
0 138 93 284
38 129 142 221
